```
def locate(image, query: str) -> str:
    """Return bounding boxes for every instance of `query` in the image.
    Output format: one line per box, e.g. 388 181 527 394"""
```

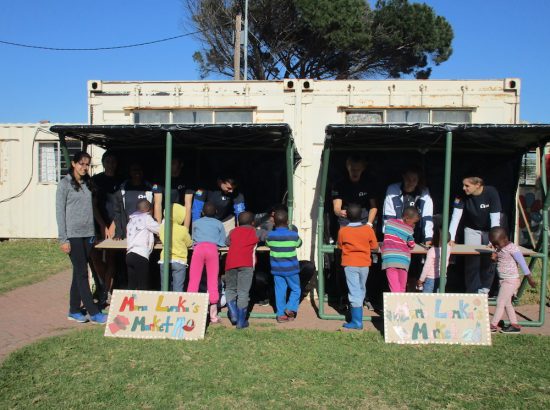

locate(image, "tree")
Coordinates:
185 0 453 80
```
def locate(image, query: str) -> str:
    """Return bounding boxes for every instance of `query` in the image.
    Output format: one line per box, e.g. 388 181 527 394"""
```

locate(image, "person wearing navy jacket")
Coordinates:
383 165 434 245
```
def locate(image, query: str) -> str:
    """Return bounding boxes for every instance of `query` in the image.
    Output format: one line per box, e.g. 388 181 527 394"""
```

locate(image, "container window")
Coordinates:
38 140 83 183
432 110 472 124
346 111 383 124
387 109 429 123
172 110 213 124
38 142 59 183
519 151 537 186
134 110 170 124
214 111 253 123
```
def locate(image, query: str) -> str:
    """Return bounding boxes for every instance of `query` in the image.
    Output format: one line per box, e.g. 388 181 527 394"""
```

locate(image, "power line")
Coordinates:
0 30 204 51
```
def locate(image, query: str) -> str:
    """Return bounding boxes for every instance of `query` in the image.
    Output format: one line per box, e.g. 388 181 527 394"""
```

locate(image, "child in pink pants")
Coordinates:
489 227 536 333
188 202 226 323
382 207 420 292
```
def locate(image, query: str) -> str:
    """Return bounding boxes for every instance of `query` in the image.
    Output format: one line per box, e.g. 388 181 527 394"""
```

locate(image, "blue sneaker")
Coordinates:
67 312 89 323
89 312 108 324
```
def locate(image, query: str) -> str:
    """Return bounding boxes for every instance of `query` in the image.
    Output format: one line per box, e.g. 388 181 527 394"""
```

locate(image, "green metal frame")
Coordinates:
58 127 296 320
159 131 296 319
316 129 549 326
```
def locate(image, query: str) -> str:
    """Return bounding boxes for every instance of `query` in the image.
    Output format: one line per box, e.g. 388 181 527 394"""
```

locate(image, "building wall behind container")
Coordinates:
89 79 520 259
0 125 64 238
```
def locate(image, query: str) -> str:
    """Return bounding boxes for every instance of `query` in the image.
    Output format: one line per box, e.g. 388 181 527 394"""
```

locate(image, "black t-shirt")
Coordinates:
331 175 377 210
120 182 153 219
152 176 194 205
454 185 502 231
92 173 122 224
197 189 245 221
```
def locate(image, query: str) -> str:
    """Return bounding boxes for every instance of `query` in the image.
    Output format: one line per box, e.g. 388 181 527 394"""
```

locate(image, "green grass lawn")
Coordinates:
1 327 549 409
517 257 550 305
0 240 70 294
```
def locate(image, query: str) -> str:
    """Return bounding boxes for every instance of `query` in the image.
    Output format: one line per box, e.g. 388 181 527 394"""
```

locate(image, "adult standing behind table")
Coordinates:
332 155 378 227
191 176 245 233
153 156 194 228
112 162 154 239
91 150 122 306
56 151 107 324
383 165 434 245
449 176 502 294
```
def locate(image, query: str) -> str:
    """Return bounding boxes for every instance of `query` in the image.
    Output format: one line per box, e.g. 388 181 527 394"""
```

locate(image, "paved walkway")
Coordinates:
0 270 80 361
2 271 550 361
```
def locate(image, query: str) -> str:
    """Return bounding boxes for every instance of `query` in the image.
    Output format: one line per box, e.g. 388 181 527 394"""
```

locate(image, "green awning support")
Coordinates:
161 132 173 292
439 130 453 292
317 123 550 326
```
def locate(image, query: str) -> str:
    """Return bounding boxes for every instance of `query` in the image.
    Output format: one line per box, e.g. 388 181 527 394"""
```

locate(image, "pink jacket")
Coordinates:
126 211 160 259
419 246 451 281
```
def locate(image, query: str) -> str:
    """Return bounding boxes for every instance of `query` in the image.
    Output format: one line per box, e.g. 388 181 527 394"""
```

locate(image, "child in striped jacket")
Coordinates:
266 208 302 323
381 206 420 292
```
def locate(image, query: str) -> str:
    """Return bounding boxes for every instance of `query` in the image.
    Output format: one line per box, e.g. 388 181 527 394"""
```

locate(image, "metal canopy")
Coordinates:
50 123 294 150
325 123 550 152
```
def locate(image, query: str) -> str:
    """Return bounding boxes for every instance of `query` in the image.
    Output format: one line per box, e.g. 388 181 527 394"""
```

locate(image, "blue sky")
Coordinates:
0 0 548 123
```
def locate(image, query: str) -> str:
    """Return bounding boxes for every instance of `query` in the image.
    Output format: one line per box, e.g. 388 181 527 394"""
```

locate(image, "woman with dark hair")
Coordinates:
56 151 107 324
449 176 502 293
383 165 434 245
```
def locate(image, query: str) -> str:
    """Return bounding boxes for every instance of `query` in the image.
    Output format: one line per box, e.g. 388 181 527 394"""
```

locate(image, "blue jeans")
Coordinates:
159 262 187 292
273 274 301 317
423 277 440 293
344 266 369 308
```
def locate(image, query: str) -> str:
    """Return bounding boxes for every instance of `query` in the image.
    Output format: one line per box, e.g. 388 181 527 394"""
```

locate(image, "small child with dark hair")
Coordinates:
489 227 536 333
266 209 302 323
225 211 258 329
126 199 160 290
337 203 378 329
382 206 420 292
188 202 226 323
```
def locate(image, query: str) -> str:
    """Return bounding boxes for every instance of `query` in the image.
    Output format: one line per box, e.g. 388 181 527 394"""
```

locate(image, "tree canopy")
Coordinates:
186 0 453 80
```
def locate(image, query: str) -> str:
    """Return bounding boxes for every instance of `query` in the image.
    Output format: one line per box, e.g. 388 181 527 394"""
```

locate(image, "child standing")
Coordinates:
417 229 451 293
489 227 536 333
188 202 226 323
382 207 420 292
337 203 378 329
225 211 258 329
126 199 160 290
159 203 192 292
266 209 302 323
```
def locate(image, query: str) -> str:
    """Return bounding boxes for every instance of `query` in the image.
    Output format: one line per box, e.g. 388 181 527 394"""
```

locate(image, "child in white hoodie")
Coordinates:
126 199 160 290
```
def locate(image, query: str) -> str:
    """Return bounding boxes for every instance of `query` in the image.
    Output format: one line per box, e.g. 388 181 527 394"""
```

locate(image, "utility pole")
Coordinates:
234 13 242 80
243 0 248 80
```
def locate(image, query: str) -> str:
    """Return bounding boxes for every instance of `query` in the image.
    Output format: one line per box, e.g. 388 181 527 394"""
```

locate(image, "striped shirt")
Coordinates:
266 226 302 277
381 218 415 270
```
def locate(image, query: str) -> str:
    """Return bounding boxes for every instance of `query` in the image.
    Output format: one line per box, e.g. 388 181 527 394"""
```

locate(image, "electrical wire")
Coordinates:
0 29 205 51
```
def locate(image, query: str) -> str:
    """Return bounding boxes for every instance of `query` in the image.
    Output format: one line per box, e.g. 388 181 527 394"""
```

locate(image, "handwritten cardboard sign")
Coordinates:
104 290 209 340
384 293 491 345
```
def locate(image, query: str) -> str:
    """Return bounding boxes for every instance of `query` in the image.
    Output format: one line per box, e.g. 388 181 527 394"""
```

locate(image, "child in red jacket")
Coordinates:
225 211 258 329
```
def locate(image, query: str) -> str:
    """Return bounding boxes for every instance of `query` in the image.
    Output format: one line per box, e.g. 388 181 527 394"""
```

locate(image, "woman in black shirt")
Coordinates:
449 176 502 293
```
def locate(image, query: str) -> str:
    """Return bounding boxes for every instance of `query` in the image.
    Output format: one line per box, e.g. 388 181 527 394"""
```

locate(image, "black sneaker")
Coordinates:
500 324 521 334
